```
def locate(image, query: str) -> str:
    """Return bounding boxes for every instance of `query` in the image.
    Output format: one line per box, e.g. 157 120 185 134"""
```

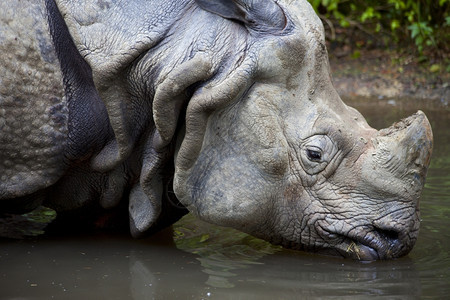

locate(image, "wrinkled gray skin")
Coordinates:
0 0 433 260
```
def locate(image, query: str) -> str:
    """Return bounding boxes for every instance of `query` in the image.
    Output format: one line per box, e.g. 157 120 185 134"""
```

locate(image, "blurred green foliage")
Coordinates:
308 0 450 57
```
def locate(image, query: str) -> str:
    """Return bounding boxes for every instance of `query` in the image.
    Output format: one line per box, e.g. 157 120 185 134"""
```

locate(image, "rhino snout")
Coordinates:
342 110 433 260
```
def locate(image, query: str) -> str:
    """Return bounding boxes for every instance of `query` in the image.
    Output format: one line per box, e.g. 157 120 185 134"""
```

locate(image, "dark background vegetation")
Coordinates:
308 0 450 100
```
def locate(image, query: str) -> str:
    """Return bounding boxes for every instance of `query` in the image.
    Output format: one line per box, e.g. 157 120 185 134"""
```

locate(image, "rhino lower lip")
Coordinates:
342 228 403 260
315 237 380 261
334 230 399 260
346 240 380 261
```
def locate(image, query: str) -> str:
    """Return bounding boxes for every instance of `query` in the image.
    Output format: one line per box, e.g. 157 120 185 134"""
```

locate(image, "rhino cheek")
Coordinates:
174 157 272 231
173 105 291 232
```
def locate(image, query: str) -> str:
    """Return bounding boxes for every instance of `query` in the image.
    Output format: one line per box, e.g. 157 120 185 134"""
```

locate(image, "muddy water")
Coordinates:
0 98 449 299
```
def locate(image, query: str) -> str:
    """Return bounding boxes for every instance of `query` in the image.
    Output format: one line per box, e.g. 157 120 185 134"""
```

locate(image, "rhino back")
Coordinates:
0 0 67 203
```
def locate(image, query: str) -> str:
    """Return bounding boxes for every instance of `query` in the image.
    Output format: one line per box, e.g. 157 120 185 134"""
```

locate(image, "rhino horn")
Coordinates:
361 110 433 208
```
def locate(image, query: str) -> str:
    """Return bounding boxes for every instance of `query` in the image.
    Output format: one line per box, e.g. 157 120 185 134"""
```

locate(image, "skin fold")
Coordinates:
0 0 433 260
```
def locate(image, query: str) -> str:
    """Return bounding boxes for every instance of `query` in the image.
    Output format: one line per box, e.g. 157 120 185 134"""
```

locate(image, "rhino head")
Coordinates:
168 1 432 260
4 0 431 259
175 0 432 260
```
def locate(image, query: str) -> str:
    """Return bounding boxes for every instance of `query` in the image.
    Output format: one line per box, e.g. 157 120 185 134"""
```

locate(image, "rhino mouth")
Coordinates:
333 227 408 261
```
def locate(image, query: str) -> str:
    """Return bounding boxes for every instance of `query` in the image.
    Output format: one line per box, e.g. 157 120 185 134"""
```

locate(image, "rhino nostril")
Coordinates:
375 227 399 242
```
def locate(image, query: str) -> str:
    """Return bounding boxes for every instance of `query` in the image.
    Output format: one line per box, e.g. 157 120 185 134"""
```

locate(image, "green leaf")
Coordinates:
406 11 415 23
361 7 374 22
391 19 400 31
199 234 210 243
339 19 350 27
408 23 420 38
351 50 361 59
429 64 441 73
375 23 381 33
310 0 321 11
388 0 406 10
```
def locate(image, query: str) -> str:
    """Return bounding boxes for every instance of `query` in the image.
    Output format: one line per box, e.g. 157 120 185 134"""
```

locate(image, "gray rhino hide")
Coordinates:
0 0 432 260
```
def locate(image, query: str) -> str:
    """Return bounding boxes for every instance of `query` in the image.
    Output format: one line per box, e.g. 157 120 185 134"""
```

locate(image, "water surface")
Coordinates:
0 98 448 299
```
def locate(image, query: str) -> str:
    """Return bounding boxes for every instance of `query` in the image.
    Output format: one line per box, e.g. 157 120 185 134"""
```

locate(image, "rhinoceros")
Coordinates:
0 0 433 260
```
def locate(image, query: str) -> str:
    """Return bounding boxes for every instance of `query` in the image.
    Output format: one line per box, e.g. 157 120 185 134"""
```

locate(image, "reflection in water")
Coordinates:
0 232 424 299
0 98 448 298
173 214 423 298
173 213 282 288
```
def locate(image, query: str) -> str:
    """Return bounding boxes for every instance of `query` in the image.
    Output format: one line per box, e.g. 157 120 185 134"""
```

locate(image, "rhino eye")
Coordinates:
306 148 322 161
299 135 337 175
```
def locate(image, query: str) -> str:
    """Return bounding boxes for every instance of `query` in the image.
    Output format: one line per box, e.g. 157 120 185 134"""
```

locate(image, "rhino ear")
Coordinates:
195 0 246 22
194 0 286 33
